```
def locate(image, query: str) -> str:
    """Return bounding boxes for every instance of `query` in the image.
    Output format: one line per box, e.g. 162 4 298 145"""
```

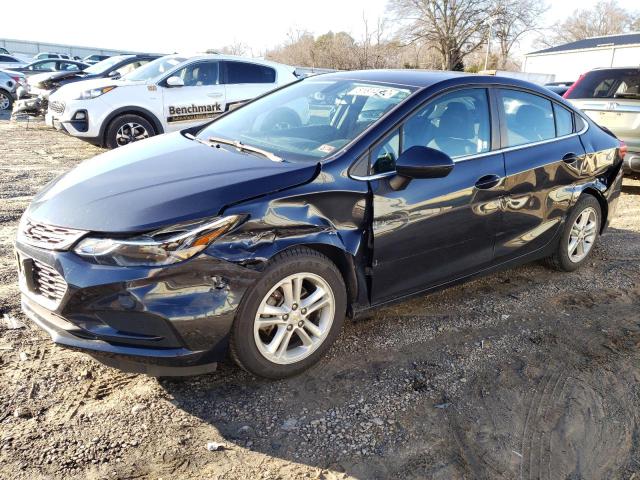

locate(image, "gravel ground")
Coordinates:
1 114 639 479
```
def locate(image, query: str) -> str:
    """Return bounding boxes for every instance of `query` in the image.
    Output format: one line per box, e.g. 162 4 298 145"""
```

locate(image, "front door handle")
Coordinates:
207 92 223 98
475 174 501 190
562 152 579 163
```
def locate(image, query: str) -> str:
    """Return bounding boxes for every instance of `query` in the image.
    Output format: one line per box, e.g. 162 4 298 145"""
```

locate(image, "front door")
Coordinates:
370 88 505 304
161 60 226 132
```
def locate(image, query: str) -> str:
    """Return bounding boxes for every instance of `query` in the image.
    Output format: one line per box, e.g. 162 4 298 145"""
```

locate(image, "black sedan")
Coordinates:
6 59 88 76
15 71 624 379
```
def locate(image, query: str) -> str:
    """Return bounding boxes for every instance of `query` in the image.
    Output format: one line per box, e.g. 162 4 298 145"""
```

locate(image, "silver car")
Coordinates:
0 70 25 111
565 67 640 176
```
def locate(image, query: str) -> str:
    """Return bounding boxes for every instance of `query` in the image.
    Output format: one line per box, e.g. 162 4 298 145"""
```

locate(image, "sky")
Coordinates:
2 0 639 59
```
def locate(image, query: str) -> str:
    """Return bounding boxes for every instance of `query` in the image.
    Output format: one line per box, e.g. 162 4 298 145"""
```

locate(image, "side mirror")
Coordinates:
395 146 454 179
107 71 120 78
166 76 184 87
389 146 453 190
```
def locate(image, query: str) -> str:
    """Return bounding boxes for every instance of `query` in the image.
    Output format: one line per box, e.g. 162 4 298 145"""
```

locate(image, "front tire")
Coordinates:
105 114 156 149
230 247 346 379
546 195 601 272
0 89 13 111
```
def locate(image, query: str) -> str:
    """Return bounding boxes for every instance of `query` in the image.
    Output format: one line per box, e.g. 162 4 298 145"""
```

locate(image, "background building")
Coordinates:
523 33 640 83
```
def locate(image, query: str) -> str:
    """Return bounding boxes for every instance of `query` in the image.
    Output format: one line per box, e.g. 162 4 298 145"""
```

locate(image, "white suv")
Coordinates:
45 54 298 148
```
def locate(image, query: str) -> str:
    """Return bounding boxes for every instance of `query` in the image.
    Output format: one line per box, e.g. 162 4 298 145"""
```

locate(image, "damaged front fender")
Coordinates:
208 167 372 309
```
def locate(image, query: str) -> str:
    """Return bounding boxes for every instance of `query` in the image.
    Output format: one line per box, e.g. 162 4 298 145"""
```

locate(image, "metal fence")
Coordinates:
0 38 132 60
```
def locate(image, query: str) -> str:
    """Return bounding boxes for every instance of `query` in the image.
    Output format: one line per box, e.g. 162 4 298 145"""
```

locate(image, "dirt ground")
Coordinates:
1 113 639 480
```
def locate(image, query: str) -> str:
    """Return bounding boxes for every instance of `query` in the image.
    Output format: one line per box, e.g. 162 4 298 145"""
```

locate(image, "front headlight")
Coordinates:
74 215 243 267
74 85 117 100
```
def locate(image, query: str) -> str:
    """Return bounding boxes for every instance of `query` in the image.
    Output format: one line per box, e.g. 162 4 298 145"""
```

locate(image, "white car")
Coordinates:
45 54 299 148
0 54 26 70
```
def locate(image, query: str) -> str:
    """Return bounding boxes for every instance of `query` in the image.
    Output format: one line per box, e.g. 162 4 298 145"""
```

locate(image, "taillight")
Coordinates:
563 73 585 99
619 141 628 160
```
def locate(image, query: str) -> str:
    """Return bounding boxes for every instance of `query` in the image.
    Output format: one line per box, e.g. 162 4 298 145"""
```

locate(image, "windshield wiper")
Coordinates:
208 136 282 162
185 133 282 162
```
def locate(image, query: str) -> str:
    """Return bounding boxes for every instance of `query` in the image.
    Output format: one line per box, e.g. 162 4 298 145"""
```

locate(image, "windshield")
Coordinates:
123 56 187 81
84 55 132 75
196 78 415 162
567 69 640 99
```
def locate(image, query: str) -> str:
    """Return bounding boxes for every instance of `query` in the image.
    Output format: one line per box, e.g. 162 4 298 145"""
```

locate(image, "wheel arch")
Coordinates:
100 106 164 147
301 243 359 316
578 187 608 233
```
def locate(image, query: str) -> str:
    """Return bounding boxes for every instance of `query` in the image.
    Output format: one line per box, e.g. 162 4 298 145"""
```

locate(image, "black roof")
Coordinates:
529 32 640 55
318 69 469 87
317 69 556 95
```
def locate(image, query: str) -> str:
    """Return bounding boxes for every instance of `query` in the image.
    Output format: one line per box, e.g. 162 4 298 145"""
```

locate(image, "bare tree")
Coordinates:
388 0 492 70
491 0 548 68
208 41 250 56
541 0 639 47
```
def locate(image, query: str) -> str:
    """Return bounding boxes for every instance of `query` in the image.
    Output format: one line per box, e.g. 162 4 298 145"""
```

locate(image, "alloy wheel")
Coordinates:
0 92 10 110
115 122 149 146
568 206 598 263
254 272 335 365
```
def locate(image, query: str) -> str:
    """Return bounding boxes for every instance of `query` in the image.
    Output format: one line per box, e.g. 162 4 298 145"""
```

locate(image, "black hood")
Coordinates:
39 70 90 87
27 133 319 233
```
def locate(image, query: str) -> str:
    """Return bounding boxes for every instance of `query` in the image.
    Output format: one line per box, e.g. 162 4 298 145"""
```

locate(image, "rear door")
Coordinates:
494 88 586 261
566 68 640 153
222 61 277 111
160 60 226 132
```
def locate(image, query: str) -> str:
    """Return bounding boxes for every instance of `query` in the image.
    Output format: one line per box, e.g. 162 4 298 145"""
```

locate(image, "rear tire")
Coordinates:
105 114 156 149
230 247 346 379
545 195 601 272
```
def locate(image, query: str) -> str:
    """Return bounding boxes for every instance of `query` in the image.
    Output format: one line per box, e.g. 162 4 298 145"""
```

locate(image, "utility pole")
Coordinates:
484 19 493 71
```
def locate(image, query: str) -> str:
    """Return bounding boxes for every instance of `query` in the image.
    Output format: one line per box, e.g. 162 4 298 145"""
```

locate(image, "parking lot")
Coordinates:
1 113 640 479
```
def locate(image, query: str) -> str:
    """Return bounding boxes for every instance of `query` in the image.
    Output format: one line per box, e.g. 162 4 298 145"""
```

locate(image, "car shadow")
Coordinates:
622 182 640 195
160 226 640 479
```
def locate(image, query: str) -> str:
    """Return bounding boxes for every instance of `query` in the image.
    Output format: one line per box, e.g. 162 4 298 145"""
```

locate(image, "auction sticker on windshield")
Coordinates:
347 86 404 98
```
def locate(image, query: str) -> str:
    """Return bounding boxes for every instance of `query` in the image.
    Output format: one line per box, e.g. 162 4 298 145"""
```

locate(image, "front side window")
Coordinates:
197 79 415 162
0 55 18 62
115 60 148 77
500 89 555 147
172 61 219 86
371 130 400 174
403 88 491 159
225 62 276 84
32 61 56 70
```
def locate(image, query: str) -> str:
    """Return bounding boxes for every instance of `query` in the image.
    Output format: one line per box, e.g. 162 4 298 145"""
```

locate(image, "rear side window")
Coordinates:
225 62 276 84
500 89 555 147
566 69 640 99
554 104 573 136
0 55 18 62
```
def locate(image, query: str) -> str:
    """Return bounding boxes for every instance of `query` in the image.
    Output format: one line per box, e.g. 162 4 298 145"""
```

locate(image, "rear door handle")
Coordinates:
562 152 578 163
207 92 223 98
475 174 501 190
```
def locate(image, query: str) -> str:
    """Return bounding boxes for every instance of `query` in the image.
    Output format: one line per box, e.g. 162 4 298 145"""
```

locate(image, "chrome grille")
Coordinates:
18 218 86 250
32 259 67 303
49 100 65 115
